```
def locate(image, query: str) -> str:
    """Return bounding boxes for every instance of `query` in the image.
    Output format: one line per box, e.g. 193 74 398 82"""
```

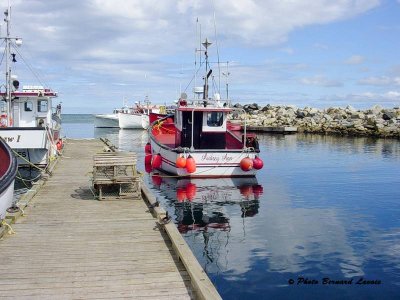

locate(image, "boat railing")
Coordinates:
181 98 233 108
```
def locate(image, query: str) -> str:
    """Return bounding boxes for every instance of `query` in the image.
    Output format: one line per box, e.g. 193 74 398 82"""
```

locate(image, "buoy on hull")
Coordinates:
240 157 253 171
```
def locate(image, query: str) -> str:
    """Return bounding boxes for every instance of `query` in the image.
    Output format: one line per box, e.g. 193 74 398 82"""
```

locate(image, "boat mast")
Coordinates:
4 2 11 125
202 38 212 100
2 1 21 126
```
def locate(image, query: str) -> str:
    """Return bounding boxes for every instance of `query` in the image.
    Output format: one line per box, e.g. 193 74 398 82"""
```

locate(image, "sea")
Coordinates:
61 114 400 300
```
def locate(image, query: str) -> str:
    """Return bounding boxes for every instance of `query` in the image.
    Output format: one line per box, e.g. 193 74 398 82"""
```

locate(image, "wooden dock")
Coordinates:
0 139 221 299
247 125 298 133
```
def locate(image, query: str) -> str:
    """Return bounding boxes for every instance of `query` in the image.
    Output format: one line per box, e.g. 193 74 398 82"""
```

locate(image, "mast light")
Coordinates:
202 38 212 50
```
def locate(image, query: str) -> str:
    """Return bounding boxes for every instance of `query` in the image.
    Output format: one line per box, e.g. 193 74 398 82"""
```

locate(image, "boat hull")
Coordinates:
0 139 17 220
94 114 119 128
0 128 58 166
149 138 258 178
118 113 148 129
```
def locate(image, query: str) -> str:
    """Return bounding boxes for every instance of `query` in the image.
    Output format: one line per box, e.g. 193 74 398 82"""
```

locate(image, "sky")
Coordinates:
1 0 400 113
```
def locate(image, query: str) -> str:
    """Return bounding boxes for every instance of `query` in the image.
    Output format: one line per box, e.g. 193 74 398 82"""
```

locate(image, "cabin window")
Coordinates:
24 101 33 111
206 112 223 127
37 100 48 112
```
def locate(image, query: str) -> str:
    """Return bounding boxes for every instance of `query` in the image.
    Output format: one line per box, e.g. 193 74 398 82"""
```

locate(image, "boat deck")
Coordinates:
0 139 220 299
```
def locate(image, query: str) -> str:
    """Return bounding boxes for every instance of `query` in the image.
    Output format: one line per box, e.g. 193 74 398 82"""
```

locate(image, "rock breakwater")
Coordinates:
232 104 400 138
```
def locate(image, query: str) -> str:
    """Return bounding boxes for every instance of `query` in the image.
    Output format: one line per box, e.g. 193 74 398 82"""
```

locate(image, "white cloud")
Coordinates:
4 0 385 112
300 75 343 87
313 43 329 50
345 55 365 65
280 47 295 55
359 76 400 86
383 91 400 100
321 91 400 106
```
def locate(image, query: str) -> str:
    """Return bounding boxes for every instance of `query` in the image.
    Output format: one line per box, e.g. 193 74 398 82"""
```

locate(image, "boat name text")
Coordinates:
0 134 21 143
200 153 234 163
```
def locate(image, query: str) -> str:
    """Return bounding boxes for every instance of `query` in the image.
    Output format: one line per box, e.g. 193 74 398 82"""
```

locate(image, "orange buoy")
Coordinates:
176 154 187 168
253 156 264 170
239 185 253 197
240 157 253 171
145 142 152 154
185 183 197 201
185 155 196 173
152 153 162 169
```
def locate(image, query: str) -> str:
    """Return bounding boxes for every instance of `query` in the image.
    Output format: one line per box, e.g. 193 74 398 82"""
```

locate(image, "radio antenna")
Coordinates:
213 10 221 95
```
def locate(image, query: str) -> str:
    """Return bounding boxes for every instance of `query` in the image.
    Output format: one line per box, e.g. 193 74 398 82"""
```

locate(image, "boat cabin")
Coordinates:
174 105 230 150
0 86 58 128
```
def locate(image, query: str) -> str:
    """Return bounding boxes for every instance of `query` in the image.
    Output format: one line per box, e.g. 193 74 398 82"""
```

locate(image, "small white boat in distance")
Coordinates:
118 98 165 130
94 107 130 128
118 109 150 129
94 113 118 128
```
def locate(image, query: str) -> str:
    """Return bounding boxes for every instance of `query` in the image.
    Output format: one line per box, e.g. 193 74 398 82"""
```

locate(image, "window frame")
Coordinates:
37 100 48 112
24 101 33 112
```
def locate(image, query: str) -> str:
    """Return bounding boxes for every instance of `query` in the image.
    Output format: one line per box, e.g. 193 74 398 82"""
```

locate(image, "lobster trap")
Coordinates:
92 152 141 200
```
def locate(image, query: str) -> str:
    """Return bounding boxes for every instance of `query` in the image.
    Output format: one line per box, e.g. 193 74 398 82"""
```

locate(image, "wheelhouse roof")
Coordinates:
177 106 233 112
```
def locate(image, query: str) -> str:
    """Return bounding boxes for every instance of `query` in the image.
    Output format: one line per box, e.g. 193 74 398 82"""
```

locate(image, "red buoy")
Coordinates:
240 157 253 171
152 153 162 169
185 183 197 201
252 184 264 197
176 187 187 202
145 162 152 173
176 154 187 168
145 142 152 154
56 139 63 151
186 155 196 173
144 154 152 173
145 153 152 165
151 174 162 187
253 156 264 170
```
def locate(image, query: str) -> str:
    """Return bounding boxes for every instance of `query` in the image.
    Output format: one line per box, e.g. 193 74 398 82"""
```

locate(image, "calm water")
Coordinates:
62 114 400 299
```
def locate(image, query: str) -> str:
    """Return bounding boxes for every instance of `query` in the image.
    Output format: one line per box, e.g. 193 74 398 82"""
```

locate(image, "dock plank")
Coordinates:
0 139 196 299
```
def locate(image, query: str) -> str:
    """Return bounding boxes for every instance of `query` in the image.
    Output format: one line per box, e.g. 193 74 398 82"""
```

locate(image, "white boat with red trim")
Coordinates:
147 38 263 178
0 3 62 167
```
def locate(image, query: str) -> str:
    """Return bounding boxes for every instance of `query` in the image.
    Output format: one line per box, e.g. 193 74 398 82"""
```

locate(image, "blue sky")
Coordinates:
2 0 400 113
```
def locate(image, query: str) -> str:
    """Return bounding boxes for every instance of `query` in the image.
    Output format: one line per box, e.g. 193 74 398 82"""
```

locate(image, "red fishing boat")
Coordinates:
0 137 17 221
147 38 263 178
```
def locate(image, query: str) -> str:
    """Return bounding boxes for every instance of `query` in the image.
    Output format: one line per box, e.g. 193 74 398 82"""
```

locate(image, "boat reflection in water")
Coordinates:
148 172 263 232
148 172 263 272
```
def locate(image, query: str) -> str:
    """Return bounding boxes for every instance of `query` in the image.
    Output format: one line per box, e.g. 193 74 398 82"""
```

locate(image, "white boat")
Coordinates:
0 137 17 221
147 38 263 178
118 99 162 130
0 4 61 167
94 112 119 128
94 105 132 128
118 109 150 129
